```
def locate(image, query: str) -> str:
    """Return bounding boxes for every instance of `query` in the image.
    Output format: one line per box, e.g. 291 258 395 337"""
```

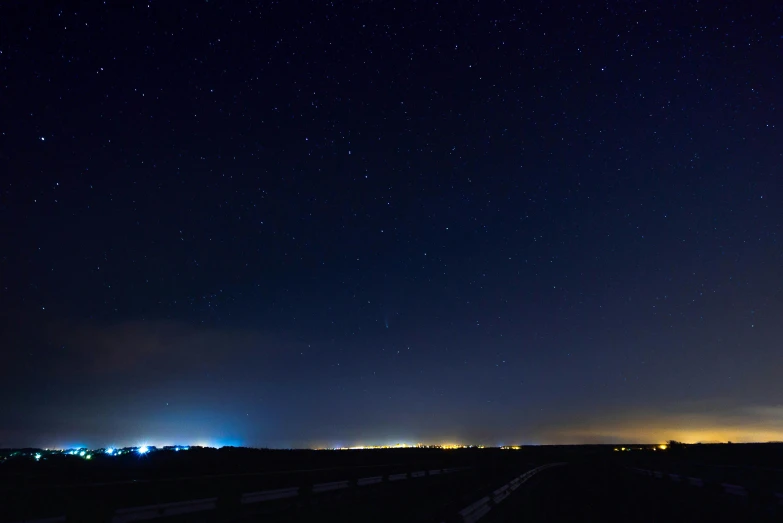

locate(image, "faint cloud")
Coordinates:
743 405 783 419
53 320 298 375
543 402 783 443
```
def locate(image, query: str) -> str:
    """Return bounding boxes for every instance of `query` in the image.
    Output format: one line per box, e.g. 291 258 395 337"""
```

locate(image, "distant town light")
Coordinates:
105 448 115 455
138 446 149 454
79 450 86 457
658 444 668 450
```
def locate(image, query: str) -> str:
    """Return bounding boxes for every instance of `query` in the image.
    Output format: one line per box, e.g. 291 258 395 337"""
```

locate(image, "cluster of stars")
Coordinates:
0 0 779 448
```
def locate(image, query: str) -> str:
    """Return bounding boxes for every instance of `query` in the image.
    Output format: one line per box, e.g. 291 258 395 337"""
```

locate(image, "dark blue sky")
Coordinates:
1 1 781 449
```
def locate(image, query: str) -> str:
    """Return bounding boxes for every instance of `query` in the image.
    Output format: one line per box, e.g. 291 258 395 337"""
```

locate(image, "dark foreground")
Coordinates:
485 462 780 523
2 445 782 522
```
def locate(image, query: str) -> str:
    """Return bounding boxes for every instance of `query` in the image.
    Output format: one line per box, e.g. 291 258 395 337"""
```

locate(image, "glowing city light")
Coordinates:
79 450 86 457
105 447 115 455
138 446 149 454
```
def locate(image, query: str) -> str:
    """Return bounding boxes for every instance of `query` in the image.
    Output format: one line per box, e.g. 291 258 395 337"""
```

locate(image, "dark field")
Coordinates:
2 444 781 522
485 458 782 522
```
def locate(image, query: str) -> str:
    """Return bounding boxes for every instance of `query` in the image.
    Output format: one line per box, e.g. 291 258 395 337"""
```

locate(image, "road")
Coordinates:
2 464 528 523
238 465 523 523
6 460 780 522
484 462 780 523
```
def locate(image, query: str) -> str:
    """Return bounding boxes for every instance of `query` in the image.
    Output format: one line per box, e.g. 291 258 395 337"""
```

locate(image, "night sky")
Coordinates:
1 1 781 450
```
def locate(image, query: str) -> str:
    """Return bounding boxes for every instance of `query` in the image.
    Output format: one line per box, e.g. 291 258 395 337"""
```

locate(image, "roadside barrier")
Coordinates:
10 466 471 523
628 467 783 506
454 462 566 523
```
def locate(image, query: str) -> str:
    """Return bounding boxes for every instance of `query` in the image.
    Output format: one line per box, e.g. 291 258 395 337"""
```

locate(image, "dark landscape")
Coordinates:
2 444 781 522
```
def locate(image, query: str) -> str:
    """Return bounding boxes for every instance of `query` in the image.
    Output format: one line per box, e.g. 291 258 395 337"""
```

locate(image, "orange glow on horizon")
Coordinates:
546 413 783 445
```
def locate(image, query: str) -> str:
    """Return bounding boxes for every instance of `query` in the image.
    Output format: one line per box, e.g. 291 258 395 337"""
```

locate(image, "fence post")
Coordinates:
216 489 242 521
293 482 314 519
749 487 776 512
65 501 113 523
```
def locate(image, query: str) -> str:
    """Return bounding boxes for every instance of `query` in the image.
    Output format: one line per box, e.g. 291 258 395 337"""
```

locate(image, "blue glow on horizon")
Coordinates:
192 438 243 448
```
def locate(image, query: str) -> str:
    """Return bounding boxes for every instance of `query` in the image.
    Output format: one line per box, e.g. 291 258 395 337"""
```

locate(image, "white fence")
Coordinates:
455 463 566 523
12 466 471 523
629 466 783 505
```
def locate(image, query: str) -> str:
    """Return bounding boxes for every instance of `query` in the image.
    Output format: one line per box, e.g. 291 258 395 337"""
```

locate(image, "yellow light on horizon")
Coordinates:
658 444 668 450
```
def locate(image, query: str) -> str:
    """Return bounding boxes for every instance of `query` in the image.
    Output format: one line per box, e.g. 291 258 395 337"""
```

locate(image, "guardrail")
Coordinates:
11 466 470 523
629 467 783 507
453 462 566 523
